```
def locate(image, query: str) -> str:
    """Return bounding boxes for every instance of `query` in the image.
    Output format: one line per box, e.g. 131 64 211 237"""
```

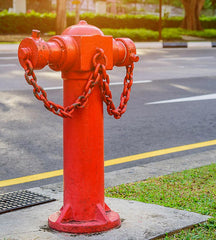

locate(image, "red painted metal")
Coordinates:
18 20 139 234
48 72 120 233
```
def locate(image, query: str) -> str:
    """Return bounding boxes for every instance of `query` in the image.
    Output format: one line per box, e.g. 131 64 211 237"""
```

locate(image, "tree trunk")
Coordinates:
212 0 216 16
56 0 67 34
75 3 80 24
181 0 205 30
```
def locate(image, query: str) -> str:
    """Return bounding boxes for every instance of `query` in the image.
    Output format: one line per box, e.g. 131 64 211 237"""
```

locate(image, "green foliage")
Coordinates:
1 11 216 35
162 27 216 40
183 28 216 38
80 14 160 30
164 219 216 240
200 15 216 28
102 28 183 41
102 28 158 41
162 28 182 40
0 11 179 34
106 163 216 216
0 10 55 34
102 28 216 41
105 164 216 239
204 0 216 9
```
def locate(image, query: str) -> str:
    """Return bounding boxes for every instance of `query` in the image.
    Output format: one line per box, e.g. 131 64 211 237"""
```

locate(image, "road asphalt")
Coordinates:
0 42 215 239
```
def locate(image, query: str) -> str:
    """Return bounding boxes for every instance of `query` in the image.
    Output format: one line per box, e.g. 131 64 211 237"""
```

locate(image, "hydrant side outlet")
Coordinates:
47 35 78 71
18 36 49 70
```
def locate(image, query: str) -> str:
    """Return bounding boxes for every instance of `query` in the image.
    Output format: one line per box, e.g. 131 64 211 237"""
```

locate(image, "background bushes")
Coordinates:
102 28 159 41
1 11 216 34
0 11 55 34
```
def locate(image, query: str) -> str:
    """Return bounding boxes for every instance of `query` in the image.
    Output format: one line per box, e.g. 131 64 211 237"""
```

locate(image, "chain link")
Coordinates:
24 59 101 118
23 48 134 119
100 63 134 119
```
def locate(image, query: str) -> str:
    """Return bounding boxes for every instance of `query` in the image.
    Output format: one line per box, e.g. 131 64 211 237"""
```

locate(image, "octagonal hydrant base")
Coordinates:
48 203 121 234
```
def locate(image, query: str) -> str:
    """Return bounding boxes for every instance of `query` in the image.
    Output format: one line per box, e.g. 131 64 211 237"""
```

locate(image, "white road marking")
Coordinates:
146 93 216 105
110 80 152 85
44 80 152 90
157 56 215 61
170 84 206 94
0 64 17 67
0 56 17 60
44 86 63 90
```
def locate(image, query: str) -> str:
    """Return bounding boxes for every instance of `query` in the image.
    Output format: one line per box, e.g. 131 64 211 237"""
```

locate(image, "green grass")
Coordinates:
163 28 216 40
0 41 19 44
105 164 216 239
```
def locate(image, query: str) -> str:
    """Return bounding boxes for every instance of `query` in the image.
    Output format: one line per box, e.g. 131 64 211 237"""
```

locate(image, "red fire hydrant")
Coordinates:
18 21 139 234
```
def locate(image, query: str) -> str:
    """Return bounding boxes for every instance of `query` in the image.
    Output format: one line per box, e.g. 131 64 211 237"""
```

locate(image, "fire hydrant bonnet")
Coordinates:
62 20 104 36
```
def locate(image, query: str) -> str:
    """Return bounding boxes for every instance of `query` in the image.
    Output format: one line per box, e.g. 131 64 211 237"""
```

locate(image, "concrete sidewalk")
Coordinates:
0 193 210 240
1 149 215 240
0 43 19 52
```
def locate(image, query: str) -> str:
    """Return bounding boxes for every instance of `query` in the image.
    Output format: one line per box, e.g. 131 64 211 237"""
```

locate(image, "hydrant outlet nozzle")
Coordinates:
130 53 139 62
113 38 139 66
18 33 49 70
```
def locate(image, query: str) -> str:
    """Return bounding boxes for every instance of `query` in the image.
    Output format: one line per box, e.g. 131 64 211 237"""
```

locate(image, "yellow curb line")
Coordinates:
1 139 216 187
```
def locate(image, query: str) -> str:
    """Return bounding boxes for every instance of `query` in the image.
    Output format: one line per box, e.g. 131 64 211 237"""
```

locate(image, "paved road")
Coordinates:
1 47 216 192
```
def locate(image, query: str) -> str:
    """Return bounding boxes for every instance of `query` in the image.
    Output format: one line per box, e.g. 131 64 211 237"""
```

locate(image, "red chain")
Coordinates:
23 49 134 119
100 63 134 119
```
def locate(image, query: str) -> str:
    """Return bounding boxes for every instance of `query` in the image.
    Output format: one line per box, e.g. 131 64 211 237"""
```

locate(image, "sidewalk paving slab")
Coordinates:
0 188 210 240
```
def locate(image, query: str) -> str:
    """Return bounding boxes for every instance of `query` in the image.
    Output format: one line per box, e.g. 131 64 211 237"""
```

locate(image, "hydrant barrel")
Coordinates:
63 76 104 221
48 72 122 232
18 20 139 234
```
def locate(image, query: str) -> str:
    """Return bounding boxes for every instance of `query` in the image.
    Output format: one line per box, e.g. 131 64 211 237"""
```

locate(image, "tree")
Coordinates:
212 0 216 15
27 0 52 12
56 0 67 34
209 0 216 15
181 0 205 30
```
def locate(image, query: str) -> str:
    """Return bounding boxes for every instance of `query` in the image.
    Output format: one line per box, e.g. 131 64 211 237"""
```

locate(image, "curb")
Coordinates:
135 41 216 49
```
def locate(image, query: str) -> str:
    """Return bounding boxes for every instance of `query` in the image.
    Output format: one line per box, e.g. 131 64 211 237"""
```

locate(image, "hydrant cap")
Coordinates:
62 20 104 36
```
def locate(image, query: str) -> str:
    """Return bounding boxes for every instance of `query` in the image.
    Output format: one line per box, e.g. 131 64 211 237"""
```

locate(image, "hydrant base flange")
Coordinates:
48 204 121 234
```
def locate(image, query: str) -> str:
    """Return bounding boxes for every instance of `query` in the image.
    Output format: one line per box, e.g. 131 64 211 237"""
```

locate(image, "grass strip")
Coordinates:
105 163 216 239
